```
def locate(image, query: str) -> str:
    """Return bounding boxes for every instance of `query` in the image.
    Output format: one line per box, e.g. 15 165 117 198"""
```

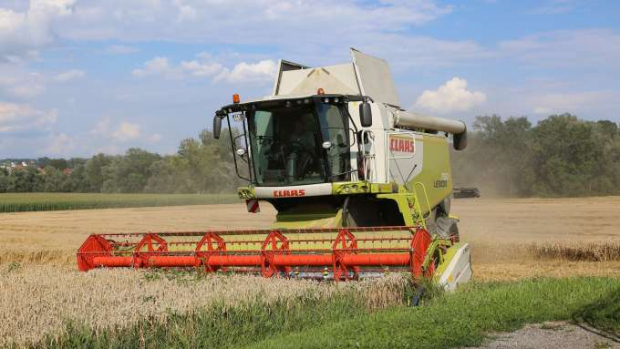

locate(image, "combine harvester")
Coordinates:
77 49 472 290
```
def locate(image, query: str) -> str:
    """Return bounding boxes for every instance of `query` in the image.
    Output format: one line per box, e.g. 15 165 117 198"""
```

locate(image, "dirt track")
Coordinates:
1 197 620 280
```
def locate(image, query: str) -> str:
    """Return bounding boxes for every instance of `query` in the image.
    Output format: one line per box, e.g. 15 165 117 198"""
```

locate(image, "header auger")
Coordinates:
77 49 472 290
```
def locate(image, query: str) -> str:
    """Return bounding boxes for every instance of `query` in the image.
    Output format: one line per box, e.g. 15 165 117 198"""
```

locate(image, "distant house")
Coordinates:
62 168 73 175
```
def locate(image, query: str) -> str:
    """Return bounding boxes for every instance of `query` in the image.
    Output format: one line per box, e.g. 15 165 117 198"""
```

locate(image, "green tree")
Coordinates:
85 153 112 192
452 113 620 197
9 167 44 192
530 114 600 196
101 149 160 193
145 157 184 193
48 159 69 170
67 164 90 192
0 168 8 193
43 166 65 192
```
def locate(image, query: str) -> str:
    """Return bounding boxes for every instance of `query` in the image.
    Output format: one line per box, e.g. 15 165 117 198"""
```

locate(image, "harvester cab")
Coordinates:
77 49 472 290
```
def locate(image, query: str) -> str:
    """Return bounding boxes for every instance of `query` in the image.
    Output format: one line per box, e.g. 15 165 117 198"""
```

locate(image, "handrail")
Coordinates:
414 182 432 220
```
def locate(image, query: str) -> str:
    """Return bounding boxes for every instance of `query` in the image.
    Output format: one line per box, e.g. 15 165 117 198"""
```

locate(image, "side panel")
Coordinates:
410 134 452 209
386 131 423 186
385 132 452 210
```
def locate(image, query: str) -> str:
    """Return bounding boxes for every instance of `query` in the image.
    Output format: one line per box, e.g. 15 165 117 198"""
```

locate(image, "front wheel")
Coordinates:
449 222 460 243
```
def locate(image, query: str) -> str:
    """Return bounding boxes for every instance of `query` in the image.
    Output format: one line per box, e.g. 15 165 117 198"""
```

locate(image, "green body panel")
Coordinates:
407 134 452 212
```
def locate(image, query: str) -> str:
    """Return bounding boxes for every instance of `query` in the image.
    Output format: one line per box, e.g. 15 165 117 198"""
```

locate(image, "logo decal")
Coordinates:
434 172 449 188
273 189 306 198
389 136 415 154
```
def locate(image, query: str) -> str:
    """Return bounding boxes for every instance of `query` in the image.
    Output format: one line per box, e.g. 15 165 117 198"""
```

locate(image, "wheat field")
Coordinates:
0 266 407 347
1 197 620 346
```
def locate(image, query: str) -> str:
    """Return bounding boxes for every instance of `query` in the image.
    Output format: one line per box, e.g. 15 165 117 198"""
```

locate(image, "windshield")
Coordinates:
247 100 350 187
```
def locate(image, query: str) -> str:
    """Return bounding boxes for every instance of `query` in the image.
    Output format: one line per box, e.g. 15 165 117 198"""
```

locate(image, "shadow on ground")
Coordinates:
573 287 620 343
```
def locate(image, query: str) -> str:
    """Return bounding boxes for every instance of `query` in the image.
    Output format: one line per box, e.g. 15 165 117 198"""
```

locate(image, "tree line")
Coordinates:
0 130 243 194
452 113 620 197
1 114 619 197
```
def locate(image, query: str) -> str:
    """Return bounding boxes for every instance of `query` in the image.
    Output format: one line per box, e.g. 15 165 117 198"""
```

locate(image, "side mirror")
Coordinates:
213 115 222 139
359 101 372 127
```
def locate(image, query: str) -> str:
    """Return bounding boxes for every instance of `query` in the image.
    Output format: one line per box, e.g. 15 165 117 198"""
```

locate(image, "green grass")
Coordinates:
248 277 620 349
33 297 367 349
25 277 620 349
0 193 239 213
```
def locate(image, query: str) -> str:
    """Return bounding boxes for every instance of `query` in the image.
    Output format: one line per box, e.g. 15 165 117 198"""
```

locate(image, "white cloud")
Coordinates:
46 132 75 155
149 133 162 142
4 82 45 98
90 116 110 135
180 60 223 77
176 4 197 23
530 91 620 116
532 0 577 15
133 55 275 84
533 107 554 115
415 77 487 113
91 117 160 145
498 29 620 70
0 76 45 99
0 0 77 60
61 0 451 44
0 66 46 99
132 56 182 79
104 44 139 55
53 69 86 82
0 102 57 133
112 121 141 141
214 60 277 84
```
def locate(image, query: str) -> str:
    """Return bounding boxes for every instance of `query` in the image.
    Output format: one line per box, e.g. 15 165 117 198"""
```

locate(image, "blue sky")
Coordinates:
1 0 619 158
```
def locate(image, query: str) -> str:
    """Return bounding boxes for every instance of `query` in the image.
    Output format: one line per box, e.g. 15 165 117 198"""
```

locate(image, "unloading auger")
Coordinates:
77 49 472 290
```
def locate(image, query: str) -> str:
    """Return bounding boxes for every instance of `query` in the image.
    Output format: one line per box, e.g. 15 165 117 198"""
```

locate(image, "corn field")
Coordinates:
0 193 239 213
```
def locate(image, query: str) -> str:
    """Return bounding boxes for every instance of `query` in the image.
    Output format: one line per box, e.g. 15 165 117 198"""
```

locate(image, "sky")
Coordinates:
0 0 619 158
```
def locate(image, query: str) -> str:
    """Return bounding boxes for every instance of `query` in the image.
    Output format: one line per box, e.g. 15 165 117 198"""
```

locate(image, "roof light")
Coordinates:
233 94 240 104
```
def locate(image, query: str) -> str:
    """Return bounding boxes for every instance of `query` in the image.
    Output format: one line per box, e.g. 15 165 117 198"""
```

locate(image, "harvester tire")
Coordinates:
449 222 460 243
